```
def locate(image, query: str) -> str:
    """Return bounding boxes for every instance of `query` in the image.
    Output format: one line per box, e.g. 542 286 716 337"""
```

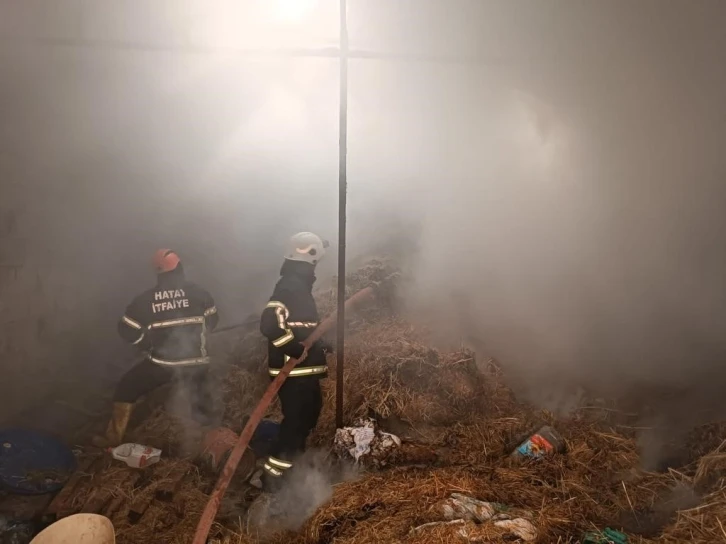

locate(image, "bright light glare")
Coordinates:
272 0 319 23
190 0 334 49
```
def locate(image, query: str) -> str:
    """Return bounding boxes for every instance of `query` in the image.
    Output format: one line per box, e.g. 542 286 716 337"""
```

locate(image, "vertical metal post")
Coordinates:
335 0 349 429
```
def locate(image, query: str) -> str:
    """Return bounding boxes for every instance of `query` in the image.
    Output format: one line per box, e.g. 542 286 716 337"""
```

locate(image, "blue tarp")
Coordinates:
0 429 76 495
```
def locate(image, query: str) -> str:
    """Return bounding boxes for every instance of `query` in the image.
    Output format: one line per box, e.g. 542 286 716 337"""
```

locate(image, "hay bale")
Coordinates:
315 257 401 329
126 408 204 458
311 318 484 446
219 364 280 432
214 327 268 370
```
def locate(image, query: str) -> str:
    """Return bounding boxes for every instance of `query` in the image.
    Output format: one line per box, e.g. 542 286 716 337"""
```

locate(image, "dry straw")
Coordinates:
68 260 726 543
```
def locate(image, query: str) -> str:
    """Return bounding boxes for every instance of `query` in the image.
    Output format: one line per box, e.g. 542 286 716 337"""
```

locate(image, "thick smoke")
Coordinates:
369 3 726 432
265 450 355 531
2 1 726 453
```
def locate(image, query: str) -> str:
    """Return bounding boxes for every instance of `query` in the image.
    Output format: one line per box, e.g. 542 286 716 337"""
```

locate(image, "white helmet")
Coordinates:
286 232 329 265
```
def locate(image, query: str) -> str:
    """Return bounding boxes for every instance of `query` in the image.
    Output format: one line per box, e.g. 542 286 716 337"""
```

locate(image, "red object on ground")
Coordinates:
201 427 239 470
192 287 374 544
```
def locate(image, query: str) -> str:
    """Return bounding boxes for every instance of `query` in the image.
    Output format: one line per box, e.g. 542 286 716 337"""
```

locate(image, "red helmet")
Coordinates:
152 249 181 273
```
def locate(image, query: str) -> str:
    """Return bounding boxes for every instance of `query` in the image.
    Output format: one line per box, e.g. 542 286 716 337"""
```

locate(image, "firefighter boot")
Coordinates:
92 402 134 448
260 468 285 494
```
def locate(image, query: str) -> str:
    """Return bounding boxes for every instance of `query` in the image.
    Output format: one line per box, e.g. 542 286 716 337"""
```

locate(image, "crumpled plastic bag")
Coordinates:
417 493 537 542
492 518 538 541
333 418 401 465
439 493 507 522
410 518 537 543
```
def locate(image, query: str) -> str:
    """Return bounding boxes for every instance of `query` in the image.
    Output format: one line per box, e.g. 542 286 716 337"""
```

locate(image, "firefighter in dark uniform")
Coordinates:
259 232 331 490
94 249 219 447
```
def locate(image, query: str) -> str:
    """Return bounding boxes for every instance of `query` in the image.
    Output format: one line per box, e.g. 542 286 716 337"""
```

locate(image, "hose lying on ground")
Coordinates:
192 286 375 544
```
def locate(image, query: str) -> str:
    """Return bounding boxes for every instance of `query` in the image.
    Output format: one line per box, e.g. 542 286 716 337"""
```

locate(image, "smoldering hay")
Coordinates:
64 258 726 544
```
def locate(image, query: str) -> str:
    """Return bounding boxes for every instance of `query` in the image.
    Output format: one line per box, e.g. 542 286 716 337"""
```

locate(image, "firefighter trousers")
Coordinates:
268 376 323 463
113 358 215 425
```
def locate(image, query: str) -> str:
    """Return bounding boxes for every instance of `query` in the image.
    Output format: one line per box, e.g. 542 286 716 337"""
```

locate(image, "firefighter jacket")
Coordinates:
260 259 328 378
118 268 218 367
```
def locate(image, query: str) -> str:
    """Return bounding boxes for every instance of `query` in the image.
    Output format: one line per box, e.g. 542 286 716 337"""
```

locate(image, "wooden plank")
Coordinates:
102 495 126 521
56 457 108 519
80 488 114 514
155 465 190 502
82 468 141 515
128 485 156 524
45 455 99 517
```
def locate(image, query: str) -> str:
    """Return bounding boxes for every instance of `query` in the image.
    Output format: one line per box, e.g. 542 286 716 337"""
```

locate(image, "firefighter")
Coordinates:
259 232 331 491
94 249 219 447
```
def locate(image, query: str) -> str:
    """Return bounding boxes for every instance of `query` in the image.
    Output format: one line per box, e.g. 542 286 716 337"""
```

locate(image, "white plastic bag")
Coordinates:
109 443 161 468
333 418 401 464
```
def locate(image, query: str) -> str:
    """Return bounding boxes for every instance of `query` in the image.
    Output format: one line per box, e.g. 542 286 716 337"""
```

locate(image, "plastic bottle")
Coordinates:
511 426 565 459
108 443 162 468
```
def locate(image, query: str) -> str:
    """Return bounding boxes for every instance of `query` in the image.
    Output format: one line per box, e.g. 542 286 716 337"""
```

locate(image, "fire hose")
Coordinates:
192 286 374 544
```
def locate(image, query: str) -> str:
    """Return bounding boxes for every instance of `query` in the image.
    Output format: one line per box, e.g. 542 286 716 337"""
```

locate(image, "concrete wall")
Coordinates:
0 148 113 419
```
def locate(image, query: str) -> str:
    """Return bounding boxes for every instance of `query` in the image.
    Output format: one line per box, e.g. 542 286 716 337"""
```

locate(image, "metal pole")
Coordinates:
335 0 349 429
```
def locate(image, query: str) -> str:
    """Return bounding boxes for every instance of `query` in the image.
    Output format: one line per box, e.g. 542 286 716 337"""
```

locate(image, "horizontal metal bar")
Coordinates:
9 37 502 65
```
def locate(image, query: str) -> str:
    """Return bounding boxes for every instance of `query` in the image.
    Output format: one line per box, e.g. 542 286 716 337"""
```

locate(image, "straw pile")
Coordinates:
74 258 726 543
243 257 726 543
311 318 485 443
315 257 401 331
654 440 726 543
292 328 682 544
123 362 277 457
299 431 680 543
655 489 726 543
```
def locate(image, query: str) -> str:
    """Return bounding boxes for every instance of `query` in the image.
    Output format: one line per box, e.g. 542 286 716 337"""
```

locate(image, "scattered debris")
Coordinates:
333 418 401 466
437 493 507 522
108 443 161 468
0 516 37 544
583 527 629 544
491 518 537 541
419 493 537 542
411 517 536 543
199 427 238 472
511 425 565 459
16 260 726 544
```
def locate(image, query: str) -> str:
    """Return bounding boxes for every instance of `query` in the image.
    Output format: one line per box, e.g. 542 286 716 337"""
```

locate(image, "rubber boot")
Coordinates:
260 470 284 494
92 402 134 448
